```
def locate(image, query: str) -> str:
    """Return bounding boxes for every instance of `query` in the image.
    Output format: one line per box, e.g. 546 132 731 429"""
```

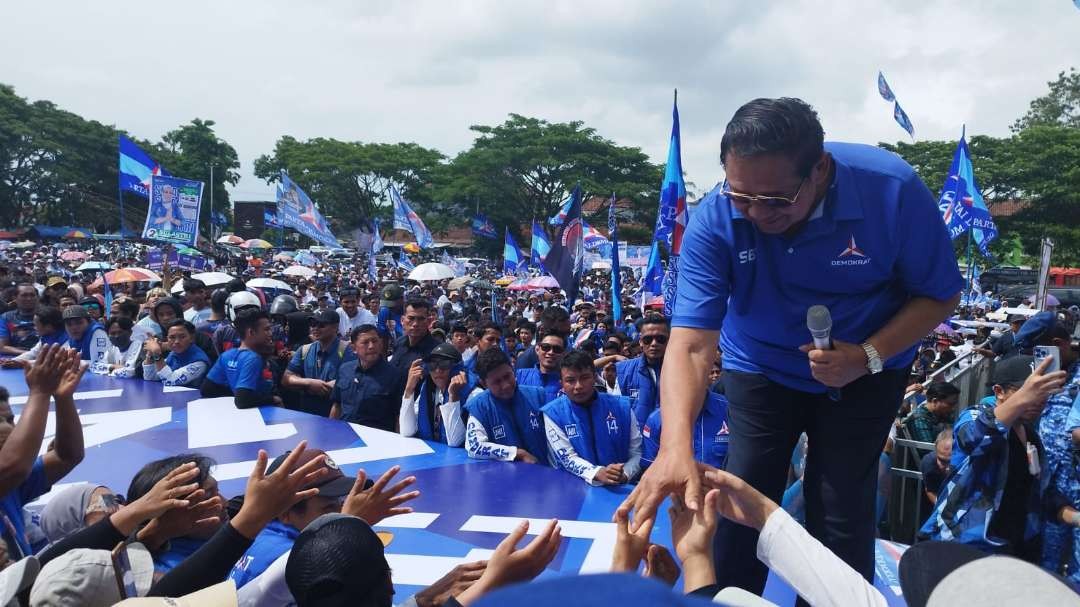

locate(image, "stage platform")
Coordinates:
0 370 907 605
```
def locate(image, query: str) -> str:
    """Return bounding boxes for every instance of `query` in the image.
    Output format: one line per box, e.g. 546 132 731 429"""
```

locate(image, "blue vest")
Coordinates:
465 385 549 462
67 322 106 360
515 367 562 404
542 392 631 468
615 356 659 427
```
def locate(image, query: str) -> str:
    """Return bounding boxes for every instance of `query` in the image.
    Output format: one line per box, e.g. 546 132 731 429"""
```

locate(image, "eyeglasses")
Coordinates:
538 343 565 354
641 334 668 345
723 178 806 210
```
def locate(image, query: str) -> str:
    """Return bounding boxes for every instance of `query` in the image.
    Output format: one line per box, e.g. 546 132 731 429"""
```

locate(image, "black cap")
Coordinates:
286 514 390 606
310 309 340 326
990 355 1035 389
426 342 462 364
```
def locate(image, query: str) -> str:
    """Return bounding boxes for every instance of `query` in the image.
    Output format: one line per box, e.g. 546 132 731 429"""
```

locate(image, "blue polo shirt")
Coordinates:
674 142 964 393
206 348 273 394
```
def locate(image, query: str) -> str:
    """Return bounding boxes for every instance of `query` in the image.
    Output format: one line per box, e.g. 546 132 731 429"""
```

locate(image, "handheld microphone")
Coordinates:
806 305 841 402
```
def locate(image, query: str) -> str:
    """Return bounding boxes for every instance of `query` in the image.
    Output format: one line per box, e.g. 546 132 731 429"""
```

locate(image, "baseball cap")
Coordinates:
426 342 462 364
990 355 1035 389
286 514 392 607
45 276 67 289
114 580 237 607
0 556 40 606
310 310 340 326
29 543 154 607
62 305 90 320
266 449 354 499
1013 311 1058 350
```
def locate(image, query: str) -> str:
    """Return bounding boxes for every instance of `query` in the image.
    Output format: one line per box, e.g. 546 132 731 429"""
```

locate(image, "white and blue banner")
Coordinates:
141 175 203 247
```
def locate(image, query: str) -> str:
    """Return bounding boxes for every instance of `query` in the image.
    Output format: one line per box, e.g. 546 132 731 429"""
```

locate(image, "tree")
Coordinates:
1013 68 1080 131
253 138 446 233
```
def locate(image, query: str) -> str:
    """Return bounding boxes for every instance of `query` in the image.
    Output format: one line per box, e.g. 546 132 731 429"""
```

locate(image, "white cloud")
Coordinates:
1 0 1077 202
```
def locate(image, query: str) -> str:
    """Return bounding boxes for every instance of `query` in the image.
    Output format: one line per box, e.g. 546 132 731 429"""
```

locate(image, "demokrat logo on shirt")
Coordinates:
831 235 871 267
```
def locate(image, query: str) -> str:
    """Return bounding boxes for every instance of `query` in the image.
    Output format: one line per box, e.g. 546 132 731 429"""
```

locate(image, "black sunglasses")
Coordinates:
641 335 668 345
538 343 565 354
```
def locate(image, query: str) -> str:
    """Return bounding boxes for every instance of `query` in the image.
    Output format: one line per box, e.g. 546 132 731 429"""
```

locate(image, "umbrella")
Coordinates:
247 278 293 292
283 265 316 278
408 263 456 282
525 276 559 289
447 276 475 290
64 230 92 239
403 243 421 253
74 261 113 272
494 276 516 286
60 251 88 261
217 235 243 245
241 239 274 250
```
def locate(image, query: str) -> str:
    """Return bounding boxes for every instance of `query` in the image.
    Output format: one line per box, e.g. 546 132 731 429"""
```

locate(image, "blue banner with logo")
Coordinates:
276 171 340 247
141 175 202 247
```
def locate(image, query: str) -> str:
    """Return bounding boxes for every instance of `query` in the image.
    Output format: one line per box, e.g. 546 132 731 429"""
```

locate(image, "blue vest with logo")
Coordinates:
542 392 631 468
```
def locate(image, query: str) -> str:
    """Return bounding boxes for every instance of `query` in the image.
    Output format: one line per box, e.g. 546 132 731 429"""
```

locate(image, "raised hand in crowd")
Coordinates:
341 464 420 525
231 440 330 539
413 560 488 607
455 519 562 606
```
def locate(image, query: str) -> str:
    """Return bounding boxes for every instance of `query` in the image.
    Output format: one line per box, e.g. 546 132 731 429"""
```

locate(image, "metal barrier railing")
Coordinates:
885 343 993 543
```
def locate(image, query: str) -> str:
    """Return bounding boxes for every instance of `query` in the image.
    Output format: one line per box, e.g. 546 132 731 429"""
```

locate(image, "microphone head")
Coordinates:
807 305 832 332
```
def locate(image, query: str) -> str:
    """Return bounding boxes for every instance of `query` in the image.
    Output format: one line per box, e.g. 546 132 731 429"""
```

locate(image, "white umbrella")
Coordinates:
282 265 316 278
246 278 294 292
75 261 114 272
171 271 235 293
408 262 456 282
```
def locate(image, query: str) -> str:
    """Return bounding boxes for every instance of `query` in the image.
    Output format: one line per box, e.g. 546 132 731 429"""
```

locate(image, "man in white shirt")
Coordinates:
336 287 376 340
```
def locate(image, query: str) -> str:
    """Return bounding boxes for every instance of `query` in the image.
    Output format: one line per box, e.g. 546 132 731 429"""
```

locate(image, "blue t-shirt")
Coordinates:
0 457 51 557
673 142 965 392
206 348 272 394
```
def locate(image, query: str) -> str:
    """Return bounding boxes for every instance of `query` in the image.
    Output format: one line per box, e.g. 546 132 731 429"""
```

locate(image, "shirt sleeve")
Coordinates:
163 361 208 387
543 414 602 485
892 174 965 301
465 416 517 462
399 394 419 438
671 203 732 330
622 410 643 482
440 398 466 447
756 508 888 607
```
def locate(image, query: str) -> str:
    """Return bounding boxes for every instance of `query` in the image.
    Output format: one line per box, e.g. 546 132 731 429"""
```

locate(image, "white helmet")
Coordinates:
226 291 261 321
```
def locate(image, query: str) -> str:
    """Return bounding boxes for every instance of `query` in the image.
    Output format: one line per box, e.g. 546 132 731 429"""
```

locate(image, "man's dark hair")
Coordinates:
539 306 569 325
720 97 825 178
404 297 431 314
34 305 63 330
925 382 960 402
166 319 197 336
127 454 216 503
105 316 134 332
236 308 270 339
474 347 512 380
473 319 502 338
183 278 207 293
339 287 360 300
560 349 595 374
450 323 468 336
350 324 380 343
639 314 671 331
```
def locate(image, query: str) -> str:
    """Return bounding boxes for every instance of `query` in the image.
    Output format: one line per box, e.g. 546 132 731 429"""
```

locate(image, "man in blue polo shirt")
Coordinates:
621 97 963 593
201 308 279 409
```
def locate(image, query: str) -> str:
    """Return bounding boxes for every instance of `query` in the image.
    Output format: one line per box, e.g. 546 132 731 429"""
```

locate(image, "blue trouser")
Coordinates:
712 369 907 602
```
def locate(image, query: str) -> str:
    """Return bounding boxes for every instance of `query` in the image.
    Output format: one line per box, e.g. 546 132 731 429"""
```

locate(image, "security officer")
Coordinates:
330 324 403 431
622 97 964 592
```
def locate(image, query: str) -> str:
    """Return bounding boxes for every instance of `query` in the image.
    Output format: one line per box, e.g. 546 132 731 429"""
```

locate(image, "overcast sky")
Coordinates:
2 1 1079 203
